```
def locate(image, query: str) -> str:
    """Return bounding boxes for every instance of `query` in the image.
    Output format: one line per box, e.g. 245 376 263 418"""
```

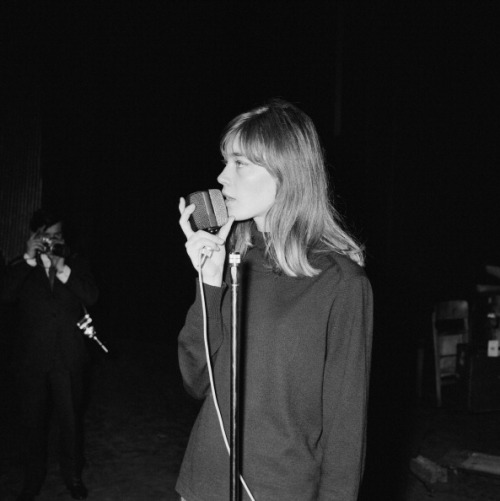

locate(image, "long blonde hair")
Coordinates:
221 99 365 277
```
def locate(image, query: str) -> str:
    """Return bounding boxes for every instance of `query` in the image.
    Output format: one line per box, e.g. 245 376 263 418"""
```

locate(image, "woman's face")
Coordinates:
218 138 277 231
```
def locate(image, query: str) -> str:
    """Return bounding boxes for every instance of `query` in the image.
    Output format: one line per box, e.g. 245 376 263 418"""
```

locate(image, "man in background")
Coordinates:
1 208 98 501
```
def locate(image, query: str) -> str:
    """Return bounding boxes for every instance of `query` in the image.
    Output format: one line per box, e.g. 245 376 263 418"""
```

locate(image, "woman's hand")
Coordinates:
178 197 234 286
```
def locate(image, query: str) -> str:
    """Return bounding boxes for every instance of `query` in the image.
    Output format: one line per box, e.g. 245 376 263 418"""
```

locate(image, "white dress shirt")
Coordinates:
24 253 71 284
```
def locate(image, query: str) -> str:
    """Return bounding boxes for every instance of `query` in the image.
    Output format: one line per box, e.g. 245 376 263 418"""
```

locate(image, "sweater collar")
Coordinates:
244 224 275 274
251 225 268 251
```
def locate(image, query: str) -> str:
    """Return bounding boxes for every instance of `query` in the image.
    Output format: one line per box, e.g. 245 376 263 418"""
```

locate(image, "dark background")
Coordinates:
9 1 497 335
2 1 500 497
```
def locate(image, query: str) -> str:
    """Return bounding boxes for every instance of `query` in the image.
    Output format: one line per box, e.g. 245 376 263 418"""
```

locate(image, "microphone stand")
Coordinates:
77 306 109 353
229 252 241 501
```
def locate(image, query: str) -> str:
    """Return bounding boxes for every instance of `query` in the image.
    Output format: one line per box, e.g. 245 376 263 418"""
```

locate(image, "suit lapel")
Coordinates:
34 262 53 292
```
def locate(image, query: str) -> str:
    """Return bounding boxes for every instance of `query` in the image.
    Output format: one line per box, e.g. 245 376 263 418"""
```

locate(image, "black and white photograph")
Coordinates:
1 2 499 500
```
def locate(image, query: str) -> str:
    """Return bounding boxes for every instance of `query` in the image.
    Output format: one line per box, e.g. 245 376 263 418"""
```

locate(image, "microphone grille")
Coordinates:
187 189 228 232
208 189 228 226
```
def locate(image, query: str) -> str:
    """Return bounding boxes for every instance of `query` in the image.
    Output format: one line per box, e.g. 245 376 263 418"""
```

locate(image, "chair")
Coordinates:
432 300 470 407
476 264 500 295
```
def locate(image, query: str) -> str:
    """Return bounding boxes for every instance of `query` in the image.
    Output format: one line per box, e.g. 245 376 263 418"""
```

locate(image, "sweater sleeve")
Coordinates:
319 274 373 500
178 280 228 400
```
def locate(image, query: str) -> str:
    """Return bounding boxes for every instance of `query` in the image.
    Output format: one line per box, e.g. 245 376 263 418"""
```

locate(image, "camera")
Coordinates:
40 237 66 257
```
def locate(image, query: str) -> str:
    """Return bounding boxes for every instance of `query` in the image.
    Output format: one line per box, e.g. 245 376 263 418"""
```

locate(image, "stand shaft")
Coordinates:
229 253 241 501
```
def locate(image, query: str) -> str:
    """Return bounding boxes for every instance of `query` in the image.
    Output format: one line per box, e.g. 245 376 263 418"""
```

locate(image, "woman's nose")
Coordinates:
217 164 230 185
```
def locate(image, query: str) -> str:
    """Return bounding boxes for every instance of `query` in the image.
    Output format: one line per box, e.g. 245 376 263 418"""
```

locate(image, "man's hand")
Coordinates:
51 255 66 273
26 231 45 259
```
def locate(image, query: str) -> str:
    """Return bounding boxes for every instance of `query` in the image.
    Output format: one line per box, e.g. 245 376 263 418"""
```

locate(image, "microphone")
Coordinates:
187 189 228 234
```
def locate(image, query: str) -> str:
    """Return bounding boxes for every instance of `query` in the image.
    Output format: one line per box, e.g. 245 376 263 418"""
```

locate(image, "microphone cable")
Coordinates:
197 249 256 501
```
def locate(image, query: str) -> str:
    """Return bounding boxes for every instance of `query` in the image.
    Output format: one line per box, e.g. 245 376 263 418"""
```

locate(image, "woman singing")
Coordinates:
177 98 373 500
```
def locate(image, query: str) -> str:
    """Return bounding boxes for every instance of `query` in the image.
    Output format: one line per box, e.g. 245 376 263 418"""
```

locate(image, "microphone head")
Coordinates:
187 189 228 234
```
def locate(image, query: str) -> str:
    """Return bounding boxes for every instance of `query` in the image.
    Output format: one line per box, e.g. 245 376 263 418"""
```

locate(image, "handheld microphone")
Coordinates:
187 189 228 234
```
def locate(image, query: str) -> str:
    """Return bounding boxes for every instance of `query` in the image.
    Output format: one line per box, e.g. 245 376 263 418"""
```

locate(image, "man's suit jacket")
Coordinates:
2 254 99 374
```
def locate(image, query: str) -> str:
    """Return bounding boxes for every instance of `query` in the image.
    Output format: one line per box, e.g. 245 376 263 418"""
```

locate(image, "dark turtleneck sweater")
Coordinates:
176 231 373 501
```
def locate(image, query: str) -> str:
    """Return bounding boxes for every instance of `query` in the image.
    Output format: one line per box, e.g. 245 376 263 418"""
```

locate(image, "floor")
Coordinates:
403 404 500 500
1 338 500 501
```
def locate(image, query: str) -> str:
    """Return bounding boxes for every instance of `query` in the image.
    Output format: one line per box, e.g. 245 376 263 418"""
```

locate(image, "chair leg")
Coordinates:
416 346 424 400
433 336 442 407
435 374 442 407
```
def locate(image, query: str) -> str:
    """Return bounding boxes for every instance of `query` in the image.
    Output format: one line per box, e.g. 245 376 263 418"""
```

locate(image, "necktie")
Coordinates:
49 265 56 289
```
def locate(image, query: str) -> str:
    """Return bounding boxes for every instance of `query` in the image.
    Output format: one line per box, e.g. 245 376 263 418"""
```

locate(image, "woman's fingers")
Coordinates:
185 234 225 255
178 197 195 239
178 197 185 213
179 197 234 278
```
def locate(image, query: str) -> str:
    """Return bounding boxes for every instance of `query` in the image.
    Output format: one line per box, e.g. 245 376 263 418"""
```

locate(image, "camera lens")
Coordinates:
41 240 51 254
51 243 65 257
